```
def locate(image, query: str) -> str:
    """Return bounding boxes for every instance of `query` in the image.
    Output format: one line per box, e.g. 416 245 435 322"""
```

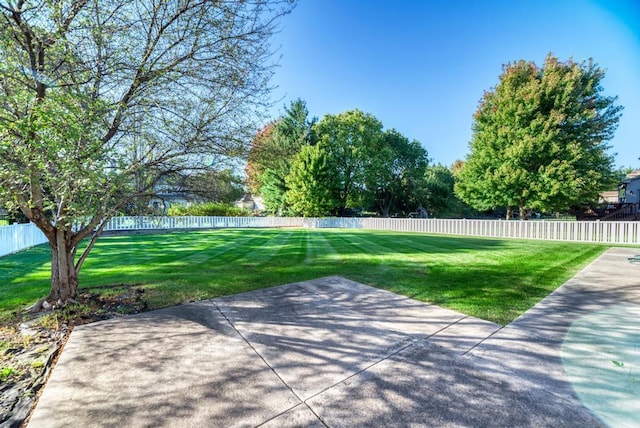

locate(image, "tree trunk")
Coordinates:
381 204 390 218
26 216 108 312
506 207 512 220
46 229 79 305
383 195 394 218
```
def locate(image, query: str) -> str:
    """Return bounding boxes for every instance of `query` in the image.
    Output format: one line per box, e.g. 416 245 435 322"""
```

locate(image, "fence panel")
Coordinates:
104 216 304 231
0 223 48 257
310 217 640 245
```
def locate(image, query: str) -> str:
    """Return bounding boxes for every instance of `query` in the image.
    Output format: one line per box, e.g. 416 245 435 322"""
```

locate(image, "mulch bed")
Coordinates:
1 287 146 427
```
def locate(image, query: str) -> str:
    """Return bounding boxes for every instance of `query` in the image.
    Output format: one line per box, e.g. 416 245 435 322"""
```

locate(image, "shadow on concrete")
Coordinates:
29 247 640 427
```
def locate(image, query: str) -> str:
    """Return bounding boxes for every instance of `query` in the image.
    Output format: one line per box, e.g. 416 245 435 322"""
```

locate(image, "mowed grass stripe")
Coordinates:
179 229 287 267
0 228 615 324
178 229 280 265
304 229 317 264
111 229 303 307
275 229 308 263
322 230 383 262
235 228 294 266
307 229 341 263
324 230 399 279
367 230 507 257
348 230 436 265
80 230 273 285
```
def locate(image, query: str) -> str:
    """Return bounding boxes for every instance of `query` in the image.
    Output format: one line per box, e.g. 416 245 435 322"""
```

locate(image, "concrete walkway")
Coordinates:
29 247 640 427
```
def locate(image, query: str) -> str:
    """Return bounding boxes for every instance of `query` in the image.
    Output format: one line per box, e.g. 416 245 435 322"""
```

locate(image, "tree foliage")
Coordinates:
314 109 384 215
0 0 292 308
285 144 339 216
252 107 430 217
366 129 429 217
133 169 244 215
455 54 622 218
424 164 476 218
180 170 245 205
246 98 316 214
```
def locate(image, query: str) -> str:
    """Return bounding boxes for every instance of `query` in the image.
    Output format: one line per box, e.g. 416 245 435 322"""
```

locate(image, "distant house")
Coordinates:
148 180 204 213
620 169 640 204
235 194 264 211
149 193 203 212
598 190 619 205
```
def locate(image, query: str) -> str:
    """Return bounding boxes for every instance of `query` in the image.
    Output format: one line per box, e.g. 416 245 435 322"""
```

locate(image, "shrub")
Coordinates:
167 202 250 217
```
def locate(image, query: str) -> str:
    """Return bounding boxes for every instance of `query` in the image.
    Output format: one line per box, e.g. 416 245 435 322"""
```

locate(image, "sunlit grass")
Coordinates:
0 228 612 325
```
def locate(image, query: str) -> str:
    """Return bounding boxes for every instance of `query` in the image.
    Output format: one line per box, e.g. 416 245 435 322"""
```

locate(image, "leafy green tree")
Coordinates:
246 123 277 195
424 164 455 217
605 164 638 189
285 144 339 216
0 0 291 309
424 164 477 218
141 169 244 215
366 129 429 217
247 98 316 214
455 54 622 219
315 109 384 215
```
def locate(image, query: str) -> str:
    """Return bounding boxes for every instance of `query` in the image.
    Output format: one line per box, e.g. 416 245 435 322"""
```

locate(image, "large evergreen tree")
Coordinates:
285 144 339 216
455 54 622 219
246 98 316 214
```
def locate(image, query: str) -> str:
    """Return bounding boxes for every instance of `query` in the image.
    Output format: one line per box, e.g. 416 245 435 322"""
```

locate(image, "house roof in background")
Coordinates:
626 169 640 179
621 170 640 185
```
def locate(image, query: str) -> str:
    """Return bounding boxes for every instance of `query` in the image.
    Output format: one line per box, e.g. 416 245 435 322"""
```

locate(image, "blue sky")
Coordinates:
268 0 640 169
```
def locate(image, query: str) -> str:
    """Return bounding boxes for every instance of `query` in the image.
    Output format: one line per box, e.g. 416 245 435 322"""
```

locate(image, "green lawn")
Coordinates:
0 228 611 325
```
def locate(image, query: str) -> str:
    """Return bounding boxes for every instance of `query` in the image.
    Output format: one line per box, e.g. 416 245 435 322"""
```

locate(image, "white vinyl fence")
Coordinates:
305 217 640 244
104 215 303 231
89 216 640 244
0 216 304 257
0 223 48 257
2 216 639 258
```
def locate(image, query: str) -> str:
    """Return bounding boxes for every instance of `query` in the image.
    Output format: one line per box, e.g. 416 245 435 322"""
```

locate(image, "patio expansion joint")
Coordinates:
211 301 329 428
425 314 470 338
461 323 506 357
209 291 507 426
300 309 481 401
298 333 423 406
422 314 501 356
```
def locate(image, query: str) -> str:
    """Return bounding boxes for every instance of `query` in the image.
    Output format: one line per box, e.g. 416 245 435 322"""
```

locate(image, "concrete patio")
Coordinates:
29 247 640 427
